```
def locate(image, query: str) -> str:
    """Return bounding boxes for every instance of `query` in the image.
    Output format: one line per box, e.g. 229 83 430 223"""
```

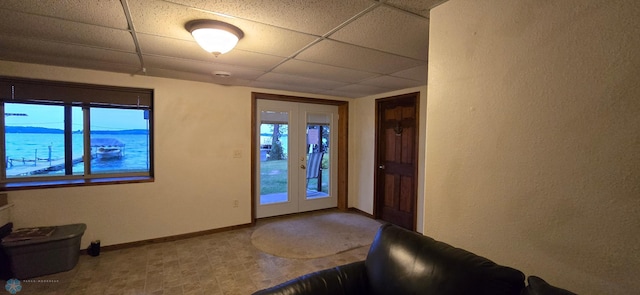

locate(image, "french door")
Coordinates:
255 100 338 218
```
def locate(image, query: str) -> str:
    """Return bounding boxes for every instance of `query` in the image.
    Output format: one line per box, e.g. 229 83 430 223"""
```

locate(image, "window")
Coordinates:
1 76 153 190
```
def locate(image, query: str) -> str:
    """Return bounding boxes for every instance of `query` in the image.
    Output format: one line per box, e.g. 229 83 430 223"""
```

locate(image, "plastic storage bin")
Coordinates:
1 223 86 279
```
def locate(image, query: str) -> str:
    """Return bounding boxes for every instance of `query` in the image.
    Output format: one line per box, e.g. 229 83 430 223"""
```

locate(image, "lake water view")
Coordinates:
5 133 150 176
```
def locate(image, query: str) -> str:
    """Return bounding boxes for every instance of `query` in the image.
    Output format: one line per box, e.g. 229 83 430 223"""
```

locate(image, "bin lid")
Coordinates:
1 223 86 247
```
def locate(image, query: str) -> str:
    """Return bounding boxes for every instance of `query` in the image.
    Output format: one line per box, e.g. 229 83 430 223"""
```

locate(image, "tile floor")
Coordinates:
1 214 371 295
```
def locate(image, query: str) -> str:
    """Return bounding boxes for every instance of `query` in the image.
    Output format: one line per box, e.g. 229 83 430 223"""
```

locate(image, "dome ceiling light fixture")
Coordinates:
185 19 244 57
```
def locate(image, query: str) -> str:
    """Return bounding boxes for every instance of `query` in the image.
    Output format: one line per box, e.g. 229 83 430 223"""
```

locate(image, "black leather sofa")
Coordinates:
253 223 576 295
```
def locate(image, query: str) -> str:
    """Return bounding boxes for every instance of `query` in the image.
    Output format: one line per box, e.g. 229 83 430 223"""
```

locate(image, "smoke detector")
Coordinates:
213 71 231 78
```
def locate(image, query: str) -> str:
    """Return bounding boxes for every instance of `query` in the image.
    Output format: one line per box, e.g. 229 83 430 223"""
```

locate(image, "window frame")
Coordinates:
0 76 154 191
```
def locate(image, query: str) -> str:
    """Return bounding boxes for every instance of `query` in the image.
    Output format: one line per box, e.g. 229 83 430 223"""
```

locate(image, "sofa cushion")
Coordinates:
365 223 525 295
521 276 577 295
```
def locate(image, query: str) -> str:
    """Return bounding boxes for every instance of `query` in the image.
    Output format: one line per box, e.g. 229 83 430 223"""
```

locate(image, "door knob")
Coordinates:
300 164 306 169
378 164 385 169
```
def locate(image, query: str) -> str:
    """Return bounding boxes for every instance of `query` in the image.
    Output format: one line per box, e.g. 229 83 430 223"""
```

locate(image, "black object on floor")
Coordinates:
0 222 14 279
88 240 101 257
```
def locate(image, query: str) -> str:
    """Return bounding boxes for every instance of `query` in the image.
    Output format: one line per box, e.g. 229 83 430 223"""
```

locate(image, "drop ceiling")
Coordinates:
0 0 446 98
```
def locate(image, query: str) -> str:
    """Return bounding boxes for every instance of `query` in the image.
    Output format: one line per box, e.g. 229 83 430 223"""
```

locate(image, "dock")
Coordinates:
6 156 87 176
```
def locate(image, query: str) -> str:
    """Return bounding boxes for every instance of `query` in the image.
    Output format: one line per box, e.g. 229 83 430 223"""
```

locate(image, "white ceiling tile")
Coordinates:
231 25 317 58
128 0 318 57
273 60 377 83
0 0 434 98
1 0 128 29
143 55 266 80
166 0 376 35
142 68 213 84
138 34 287 71
330 6 429 60
144 67 254 86
0 11 134 51
390 65 428 82
203 64 266 81
199 50 287 71
330 84 391 97
359 75 424 89
250 81 332 97
320 89 362 99
384 0 447 18
0 36 140 68
257 72 348 90
209 76 253 86
0 50 140 75
296 40 423 74
137 34 214 60
142 55 215 74
127 0 220 40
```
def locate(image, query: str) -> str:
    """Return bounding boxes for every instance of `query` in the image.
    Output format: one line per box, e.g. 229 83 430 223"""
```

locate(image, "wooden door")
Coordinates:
374 93 419 230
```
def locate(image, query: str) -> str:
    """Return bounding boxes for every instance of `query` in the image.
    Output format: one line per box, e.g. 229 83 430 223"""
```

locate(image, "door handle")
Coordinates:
378 164 385 169
300 164 306 169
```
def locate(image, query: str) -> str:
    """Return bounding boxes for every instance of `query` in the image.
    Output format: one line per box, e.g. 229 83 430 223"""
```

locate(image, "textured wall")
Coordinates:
426 0 640 294
0 61 345 248
1 61 254 247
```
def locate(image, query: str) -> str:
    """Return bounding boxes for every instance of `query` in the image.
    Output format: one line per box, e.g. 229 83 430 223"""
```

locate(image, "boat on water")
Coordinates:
96 146 122 159
91 138 125 160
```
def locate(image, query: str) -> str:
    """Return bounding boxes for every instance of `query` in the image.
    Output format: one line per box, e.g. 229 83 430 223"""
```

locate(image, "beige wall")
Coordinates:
0 58 429 246
0 60 348 248
426 0 640 294
349 86 427 233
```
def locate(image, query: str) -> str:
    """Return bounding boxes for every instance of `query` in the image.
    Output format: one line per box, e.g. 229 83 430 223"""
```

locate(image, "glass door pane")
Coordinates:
305 113 331 200
297 104 338 213
259 110 290 205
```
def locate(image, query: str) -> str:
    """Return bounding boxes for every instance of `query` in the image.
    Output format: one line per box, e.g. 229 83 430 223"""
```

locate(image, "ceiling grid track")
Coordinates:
0 0 436 98
381 3 430 20
261 2 383 77
120 0 147 75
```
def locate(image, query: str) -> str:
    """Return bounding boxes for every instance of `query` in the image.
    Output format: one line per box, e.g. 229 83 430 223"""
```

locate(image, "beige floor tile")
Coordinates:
1 211 372 294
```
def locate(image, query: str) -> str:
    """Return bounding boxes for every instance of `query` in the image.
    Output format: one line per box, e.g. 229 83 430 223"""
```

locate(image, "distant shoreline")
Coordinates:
6 126 148 134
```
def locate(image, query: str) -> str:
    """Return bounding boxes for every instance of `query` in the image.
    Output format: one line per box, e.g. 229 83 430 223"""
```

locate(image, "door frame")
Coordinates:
373 92 420 230
251 92 349 222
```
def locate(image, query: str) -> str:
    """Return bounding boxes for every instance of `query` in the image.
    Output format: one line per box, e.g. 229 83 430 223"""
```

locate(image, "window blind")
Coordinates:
0 76 152 108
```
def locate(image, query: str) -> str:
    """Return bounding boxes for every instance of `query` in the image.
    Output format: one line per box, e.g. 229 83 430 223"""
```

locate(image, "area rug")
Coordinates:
251 212 382 259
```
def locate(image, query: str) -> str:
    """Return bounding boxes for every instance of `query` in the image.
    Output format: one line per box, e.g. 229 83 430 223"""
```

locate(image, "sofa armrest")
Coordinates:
252 261 370 295
365 223 525 295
